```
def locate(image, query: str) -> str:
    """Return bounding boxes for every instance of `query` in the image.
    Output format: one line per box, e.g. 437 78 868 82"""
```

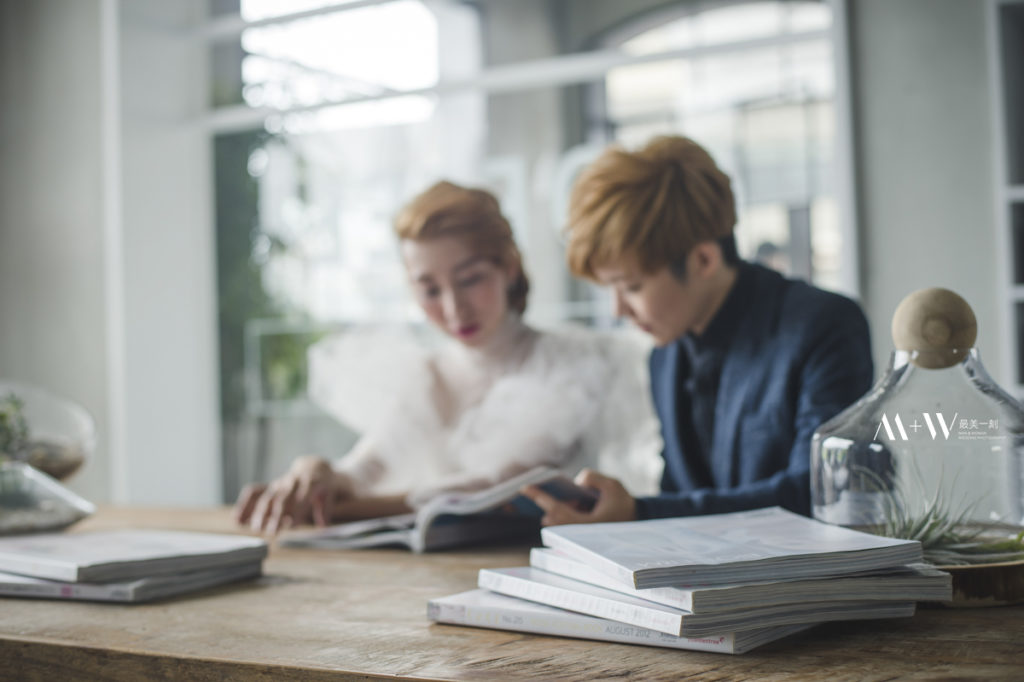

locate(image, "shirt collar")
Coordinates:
682 261 754 357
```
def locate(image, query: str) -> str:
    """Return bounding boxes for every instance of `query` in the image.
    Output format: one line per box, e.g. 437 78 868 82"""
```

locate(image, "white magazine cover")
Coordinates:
540 507 923 589
0 561 263 602
529 548 952 612
428 589 813 655
478 566 917 637
0 529 268 582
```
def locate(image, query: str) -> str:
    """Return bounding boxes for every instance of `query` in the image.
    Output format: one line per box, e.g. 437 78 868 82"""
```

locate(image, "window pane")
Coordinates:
241 2 437 110
241 0 373 22
210 1 438 111
601 2 838 285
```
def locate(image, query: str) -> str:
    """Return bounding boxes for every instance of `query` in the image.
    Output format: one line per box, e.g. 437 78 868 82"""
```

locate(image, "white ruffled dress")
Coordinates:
307 323 663 508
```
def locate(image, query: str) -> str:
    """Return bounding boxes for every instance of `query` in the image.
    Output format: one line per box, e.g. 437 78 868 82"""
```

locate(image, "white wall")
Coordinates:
848 0 1002 382
118 0 220 504
0 0 112 501
0 0 219 505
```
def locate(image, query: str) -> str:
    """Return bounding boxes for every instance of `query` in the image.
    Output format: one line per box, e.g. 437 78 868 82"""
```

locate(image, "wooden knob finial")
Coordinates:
891 288 977 368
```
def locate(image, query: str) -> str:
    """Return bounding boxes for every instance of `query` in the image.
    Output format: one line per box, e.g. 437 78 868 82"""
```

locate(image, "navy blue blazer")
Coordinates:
635 264 873 519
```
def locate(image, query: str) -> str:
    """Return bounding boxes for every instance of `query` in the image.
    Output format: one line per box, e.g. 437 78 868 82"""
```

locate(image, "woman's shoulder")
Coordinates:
523 324 651 383
531 323 650 361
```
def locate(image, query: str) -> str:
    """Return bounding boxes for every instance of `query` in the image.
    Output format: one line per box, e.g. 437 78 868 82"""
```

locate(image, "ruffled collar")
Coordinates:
455 312 538 376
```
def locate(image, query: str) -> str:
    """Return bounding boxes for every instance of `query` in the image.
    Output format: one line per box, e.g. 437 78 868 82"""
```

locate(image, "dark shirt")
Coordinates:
636 262 873 519
676 263 755 481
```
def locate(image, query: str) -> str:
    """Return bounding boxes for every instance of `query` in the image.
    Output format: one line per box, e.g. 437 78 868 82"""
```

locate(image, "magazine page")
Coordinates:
419 466 594 522
540 507 922 588
479 566 689 636
529 549 952 612
279 513 417 549
0 529 268 582
479 567 917 637
281 466 596 553
411 466 596 552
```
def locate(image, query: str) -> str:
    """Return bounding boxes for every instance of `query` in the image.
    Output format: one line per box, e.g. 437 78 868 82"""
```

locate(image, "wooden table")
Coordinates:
1 508 1022 681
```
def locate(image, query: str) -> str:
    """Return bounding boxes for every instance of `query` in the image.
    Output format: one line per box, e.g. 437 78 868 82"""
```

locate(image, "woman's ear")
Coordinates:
503 258 521 287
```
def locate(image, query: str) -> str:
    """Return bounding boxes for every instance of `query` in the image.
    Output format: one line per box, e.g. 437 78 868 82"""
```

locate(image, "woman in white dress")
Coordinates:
234 181 659 533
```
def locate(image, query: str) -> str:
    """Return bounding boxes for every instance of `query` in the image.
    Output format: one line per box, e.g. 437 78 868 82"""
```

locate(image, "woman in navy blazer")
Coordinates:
523 135 873 523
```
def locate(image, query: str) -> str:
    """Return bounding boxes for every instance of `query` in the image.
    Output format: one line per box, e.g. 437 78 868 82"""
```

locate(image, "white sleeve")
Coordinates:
581 330 664 496
331 435 386 491
308 326 446 496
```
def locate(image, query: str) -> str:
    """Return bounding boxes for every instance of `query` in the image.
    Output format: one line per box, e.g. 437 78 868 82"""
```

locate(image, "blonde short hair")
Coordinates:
566 135 736 279
394 181 529 314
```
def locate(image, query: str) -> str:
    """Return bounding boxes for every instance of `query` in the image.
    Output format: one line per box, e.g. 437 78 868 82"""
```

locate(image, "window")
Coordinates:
206 0 853 500
593 1 842 288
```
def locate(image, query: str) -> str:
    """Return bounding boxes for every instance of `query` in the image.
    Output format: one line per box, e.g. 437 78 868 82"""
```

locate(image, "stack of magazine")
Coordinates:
428 507 952 654
0 529 268 603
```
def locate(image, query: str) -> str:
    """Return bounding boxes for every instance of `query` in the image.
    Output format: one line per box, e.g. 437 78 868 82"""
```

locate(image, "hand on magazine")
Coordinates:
521 469 636 526
234 456 355 534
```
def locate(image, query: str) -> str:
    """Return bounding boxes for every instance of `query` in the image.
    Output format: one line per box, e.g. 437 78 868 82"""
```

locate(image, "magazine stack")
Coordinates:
0 529 268 603
428 507 951 654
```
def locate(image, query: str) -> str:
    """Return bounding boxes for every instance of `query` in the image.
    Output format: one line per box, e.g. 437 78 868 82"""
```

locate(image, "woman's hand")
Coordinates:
521 468 637 526
233 456 354 535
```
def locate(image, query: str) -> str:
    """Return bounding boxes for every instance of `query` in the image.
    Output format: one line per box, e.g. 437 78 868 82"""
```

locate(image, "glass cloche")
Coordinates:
0 380 94 480
0 381 96 534
811 288 1024 571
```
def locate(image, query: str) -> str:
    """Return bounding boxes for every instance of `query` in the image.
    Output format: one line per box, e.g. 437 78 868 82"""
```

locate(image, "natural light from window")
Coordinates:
239 0 438 132
604 0 839 289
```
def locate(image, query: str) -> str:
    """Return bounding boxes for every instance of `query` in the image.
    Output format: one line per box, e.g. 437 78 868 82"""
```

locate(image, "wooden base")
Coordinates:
942 559 1024 607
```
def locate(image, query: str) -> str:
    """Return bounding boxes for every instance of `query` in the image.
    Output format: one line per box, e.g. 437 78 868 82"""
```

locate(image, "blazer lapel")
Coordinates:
658 342 685 483
710 269 777 487
712 339 750 487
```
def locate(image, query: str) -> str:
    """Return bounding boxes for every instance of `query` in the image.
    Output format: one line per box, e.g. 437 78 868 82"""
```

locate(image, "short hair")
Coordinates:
394 181 529 314
566 135 738 280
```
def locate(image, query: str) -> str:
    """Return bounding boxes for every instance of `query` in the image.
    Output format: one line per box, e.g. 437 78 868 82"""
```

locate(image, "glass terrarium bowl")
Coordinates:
0 380 95 480
0 462 96 534
811 348 1024 604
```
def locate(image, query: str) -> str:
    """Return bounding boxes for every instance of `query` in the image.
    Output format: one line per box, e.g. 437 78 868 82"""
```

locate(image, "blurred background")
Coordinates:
1 0 1020 507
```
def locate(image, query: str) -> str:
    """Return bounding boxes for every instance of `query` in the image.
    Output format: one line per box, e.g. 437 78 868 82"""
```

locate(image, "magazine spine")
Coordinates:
0 580 132 601
529 549 696 611
0 556 79 582
478 569 684 636
537 532 640 588
428 597 738 653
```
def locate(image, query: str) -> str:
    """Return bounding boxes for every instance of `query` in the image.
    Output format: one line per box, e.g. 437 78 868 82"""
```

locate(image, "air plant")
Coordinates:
0 393 28 459
852 463 1024 565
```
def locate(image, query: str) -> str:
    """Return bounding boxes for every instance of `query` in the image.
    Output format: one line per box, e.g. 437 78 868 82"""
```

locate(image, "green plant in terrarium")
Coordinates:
855 464 1024 565
1 393 30 501
0 393 29 460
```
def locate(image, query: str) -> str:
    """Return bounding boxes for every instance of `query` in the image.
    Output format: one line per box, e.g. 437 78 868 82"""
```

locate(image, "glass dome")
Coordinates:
811 288 1024 568
0 380 94 481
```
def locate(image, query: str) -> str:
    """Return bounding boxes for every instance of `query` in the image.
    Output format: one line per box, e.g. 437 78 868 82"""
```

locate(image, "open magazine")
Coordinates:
279 466 596 553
